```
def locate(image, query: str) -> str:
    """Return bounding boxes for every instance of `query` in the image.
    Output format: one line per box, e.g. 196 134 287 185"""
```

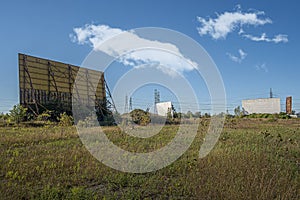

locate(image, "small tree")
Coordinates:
203 113 211 118
167 107 173 120
9 104 27 124
291 110 296 115
234 106 245 117
0 112 9 125
176 112 183 119
186 111 193 119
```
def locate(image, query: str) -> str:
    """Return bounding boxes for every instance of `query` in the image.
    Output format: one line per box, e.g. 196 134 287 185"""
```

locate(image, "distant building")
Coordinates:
155 101 172 116
242 98 281 114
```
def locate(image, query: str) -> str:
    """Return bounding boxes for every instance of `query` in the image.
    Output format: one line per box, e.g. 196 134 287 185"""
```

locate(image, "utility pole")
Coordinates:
129 97 132 111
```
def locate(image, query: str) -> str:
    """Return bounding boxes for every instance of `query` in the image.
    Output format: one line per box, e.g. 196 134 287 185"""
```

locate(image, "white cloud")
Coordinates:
70 24 197 77
243 33 288 43
70 24 124 45
227 49 247 63
196 6 288 44
197 9 271 39
255 63 268 72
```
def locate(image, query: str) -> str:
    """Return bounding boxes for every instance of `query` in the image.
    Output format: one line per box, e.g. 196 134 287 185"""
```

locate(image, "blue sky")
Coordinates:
0 0 299 113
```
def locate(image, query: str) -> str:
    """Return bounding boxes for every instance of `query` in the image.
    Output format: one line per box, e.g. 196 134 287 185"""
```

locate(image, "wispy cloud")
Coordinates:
70 24 197 77
197 7 271 40
227 49 247 63
255 63 268 72
243 33 288 43
196 6 288 43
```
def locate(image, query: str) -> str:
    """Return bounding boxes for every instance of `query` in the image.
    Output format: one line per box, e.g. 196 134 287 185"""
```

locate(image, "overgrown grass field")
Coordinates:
0 119 299 199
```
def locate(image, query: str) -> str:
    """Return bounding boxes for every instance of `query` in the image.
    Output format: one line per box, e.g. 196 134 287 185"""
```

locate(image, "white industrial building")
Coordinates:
155 101 172 116
242 98 281 114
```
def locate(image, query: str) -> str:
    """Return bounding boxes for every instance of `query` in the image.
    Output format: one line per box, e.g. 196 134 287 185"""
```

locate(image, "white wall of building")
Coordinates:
155 102 172 116
242 98 281 114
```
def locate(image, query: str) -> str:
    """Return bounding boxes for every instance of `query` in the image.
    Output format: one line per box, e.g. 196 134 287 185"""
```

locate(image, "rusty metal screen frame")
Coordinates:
286 96 292 114
19 53 106 116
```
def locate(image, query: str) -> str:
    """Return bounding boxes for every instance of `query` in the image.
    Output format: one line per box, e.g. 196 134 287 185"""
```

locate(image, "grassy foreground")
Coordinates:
0 119 299 199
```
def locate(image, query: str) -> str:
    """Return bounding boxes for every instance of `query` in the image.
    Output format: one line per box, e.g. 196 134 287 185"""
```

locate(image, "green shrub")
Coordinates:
278 112 291 119
36 110 52 122
130 109 150 126
246 113 291 119
57 112 74 126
